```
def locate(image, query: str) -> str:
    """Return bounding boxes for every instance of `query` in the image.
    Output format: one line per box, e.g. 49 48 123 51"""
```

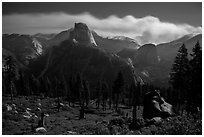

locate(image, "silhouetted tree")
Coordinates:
131 81 142 123
75 74 87 119
34 76 40 95
101 80 108 111
96 80 101 109
39 77 47 96
108 85 113 109
4 56 18 101
113 71 124 111
189 41 202 106
83 80 90 108
25 76 31 96
170 44 190 112
63 75 70 105
28 75 36 95
75 73 84 107
45 77 51 96
54 77 61 112
69 75 75 107
18 70 25 95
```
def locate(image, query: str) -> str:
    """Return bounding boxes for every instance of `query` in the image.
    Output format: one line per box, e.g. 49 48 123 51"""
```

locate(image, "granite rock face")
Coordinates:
136 44 159 67
143 90 173 119
70 23 97 47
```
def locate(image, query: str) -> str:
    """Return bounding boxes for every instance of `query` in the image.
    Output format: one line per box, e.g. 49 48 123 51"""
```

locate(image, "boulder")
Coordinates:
148 117 162 124
143 90 173 119
35 127 47 133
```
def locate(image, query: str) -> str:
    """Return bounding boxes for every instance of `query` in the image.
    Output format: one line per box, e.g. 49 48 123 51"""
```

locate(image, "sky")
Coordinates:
2 2 202 44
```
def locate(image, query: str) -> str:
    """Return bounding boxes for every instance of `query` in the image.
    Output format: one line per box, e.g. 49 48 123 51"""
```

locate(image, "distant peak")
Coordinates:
74 22 89 31
70 22 97 47
142 43 156 47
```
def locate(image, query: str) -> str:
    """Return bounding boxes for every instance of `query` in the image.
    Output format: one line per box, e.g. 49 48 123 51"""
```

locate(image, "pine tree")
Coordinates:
169 44 190 110
63 75 70 105
83 80 90 108
96 80 101 109
75 73 84 107
18 70 25 95
131 81 142 123
54 77 60 112
101 80 108 111
4 56 18 101
189 41 202 106
39 77 46 96
108 85 113 109
28 75 36 95
69 75 75 107
113 71 124 111
45 77 51 96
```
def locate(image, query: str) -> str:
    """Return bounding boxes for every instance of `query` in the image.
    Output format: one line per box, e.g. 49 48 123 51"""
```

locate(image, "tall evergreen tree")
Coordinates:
4 56 18 101
101 80 108 111
169 44 190 109
96 80 101 109
108 84 113 109
54 77 60 112
189 41 202 106
131 78 142 123
69 75 75 107
83 80 90 108
75 73 84 107
113 71 124 111
63 75 70 105
45 77 51 96
18 70 25 95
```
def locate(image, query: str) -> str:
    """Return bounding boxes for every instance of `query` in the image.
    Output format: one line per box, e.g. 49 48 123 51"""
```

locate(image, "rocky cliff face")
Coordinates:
69 23 97 47
30 39 135 90
92 31 139 53
136 44 159 67
2 34 43 65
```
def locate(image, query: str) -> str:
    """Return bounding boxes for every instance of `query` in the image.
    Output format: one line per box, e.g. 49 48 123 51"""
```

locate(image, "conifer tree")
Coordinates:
18 70 25 95
96 80 101 109
101 80 108 111
4 56 18 101
54 77 61 112
131 74 142 123
189 41 202 106
108 85 113 109
69 75 75 107
113 71 124 111
83 80 90 108
63 75 70 105
75 73 84 107
45 77 51 96
169 44 190 109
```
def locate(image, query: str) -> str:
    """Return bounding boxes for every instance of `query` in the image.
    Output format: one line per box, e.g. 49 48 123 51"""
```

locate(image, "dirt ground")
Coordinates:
2 95 202 135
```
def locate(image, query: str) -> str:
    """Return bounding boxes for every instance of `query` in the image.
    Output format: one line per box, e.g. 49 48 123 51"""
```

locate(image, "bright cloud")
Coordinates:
2 12 202 45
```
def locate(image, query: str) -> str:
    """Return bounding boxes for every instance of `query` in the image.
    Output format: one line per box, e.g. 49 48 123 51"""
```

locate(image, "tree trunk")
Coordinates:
79 102 85 119
115 94 119 112
132 105 137 123
57 96 60 112
86 99 88 108
97 97 100 109
10 81 13 101
109 99 111 109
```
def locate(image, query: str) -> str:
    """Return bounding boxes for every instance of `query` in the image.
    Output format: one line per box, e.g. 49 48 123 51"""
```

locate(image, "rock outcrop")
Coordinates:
136 44 159 67
143 90 173 119
69 23 97 47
